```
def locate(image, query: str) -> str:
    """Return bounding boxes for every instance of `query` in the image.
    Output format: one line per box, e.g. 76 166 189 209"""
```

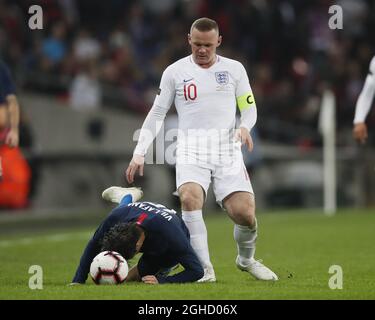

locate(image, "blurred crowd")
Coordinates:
1 0 374 146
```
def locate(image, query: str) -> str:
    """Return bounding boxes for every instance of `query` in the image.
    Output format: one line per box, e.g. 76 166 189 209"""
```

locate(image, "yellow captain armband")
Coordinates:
237 93 255 111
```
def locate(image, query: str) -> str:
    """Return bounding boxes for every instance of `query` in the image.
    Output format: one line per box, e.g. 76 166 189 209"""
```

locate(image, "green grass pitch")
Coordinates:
0 209 374 300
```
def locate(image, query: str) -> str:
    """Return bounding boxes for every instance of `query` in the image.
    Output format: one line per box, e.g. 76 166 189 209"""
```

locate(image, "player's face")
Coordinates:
188 28 221 68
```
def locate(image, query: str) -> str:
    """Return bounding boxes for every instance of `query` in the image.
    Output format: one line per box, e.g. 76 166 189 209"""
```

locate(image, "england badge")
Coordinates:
215 71 229 85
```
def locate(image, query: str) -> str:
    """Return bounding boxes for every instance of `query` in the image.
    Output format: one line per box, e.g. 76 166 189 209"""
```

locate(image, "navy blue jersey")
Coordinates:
0 61 16 104
72 196 203 284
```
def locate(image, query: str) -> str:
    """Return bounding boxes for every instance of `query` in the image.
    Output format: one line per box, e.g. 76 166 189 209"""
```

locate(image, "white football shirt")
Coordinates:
354 56 375 124
134 54 257 157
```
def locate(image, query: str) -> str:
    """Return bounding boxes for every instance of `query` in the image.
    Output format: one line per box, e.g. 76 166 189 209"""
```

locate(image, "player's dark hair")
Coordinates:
101 222 143 260
190 17 219 34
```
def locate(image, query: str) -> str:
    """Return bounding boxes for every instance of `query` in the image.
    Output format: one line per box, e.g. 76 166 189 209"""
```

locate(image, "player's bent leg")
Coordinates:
223 191 256 227
178 182 216 282
102 186 143 204
223 191 278 281
178 182 205 211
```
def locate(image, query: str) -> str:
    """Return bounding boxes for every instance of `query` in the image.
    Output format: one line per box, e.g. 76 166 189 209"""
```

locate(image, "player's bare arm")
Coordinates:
353 56 375 143
127 90 172 183
236 127 254 152
141 275 159 284
5 94 20 147
126 154 145 183
353 122 368 144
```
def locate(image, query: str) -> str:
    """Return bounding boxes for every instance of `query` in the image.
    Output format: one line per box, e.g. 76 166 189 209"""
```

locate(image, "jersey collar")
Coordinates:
190 54 220 69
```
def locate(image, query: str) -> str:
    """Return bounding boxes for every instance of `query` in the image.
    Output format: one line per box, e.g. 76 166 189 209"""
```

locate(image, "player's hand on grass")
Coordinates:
353 123 368 144
141 275 159 284
126 154 145 183
235 127 253 152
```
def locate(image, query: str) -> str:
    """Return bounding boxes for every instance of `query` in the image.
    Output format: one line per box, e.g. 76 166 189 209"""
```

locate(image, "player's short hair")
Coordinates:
190 17 219 34
101 222 143 260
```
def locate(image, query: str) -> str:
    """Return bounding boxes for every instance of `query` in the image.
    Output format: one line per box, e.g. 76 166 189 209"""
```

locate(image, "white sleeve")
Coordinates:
133 68 175 156
353 57 375 124
236 63 257 131
239 105 257 132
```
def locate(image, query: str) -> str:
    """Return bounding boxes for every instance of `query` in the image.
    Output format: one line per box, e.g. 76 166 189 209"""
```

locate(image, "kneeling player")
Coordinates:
71 187 204 284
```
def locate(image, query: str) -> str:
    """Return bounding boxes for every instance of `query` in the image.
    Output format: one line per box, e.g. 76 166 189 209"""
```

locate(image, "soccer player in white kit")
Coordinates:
353 56 375 144
126 18 278 282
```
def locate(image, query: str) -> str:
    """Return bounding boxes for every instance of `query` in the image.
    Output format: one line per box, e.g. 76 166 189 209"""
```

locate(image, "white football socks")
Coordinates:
182 210 213 269
234 220 258 267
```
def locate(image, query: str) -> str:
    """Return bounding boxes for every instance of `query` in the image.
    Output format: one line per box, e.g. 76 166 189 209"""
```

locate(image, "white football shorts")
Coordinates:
176 147 254 205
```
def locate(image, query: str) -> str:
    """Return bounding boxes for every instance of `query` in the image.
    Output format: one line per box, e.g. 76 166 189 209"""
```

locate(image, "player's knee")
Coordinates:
236 212 256 227
246 212 256 228
179 190 203 211
245 204 256 227
229 203 256 227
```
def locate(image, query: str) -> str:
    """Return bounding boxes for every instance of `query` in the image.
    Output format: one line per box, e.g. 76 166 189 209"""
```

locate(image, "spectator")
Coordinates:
0 60 19 148
73 29 101 63
69 62 102 111
0 143 31 210
40 21 67 71
0 59 30 209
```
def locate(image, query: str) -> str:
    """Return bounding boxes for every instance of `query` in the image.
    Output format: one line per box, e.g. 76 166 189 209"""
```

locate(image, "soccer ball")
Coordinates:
90 251 129 285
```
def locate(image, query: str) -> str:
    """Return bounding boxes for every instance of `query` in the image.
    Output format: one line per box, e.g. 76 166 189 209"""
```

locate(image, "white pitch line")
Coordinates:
0 231 91 248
